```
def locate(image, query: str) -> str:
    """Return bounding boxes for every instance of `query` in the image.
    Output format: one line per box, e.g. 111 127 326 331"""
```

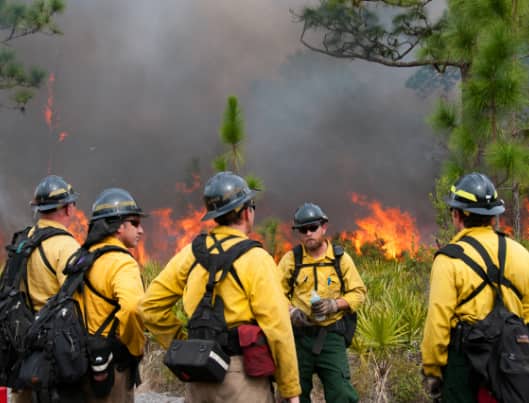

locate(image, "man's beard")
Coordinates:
304 237 324 252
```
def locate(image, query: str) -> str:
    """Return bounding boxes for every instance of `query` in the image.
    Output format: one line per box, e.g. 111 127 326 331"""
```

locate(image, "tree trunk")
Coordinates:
512 181 521 240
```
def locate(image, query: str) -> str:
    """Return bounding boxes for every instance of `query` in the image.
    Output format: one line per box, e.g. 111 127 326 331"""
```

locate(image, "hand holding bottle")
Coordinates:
310 290 326 321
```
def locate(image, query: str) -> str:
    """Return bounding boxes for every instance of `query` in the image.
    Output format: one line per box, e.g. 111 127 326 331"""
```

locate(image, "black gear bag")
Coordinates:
438 233 529 403
0 226 72 387
164 233 261 383
17 245 130 399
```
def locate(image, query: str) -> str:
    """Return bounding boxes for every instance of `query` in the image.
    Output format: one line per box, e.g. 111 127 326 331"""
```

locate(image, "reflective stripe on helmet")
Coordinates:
451 185 478 202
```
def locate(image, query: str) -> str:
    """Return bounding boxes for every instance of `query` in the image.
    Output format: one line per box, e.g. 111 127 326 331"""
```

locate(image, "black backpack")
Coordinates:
17 245 130 398
437 233 529 403
0 226 72 387
289 244 358 346
163 233 261 382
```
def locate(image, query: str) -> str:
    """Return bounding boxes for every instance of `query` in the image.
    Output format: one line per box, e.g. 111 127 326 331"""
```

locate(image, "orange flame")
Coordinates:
67 209 89 244
273 222 294 261
146 206 214 262
498 217 513 236
59 131 69 142
44 73 55 128
43 73 71 146
341 193 420 259
131 239 147 266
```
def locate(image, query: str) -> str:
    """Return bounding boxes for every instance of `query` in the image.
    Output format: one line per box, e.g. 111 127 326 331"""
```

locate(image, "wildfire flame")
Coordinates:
67 210 89 244
341 193 420 259
44 73 55 128
59 131 69 142
43 73 71 146
146 206 214 262
134 239 148 266
0 176 430 267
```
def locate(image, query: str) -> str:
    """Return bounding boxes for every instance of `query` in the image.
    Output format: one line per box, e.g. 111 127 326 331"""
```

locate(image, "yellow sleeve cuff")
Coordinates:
422 365 442 379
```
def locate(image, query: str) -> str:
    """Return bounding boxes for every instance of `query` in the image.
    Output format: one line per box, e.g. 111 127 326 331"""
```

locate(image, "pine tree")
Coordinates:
296 0 529 238
214 95 263 190
0 0 65 111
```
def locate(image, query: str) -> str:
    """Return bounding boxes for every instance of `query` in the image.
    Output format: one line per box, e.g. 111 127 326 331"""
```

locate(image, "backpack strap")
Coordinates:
29 226 73 261
1 226 73 313
24 226 70 313
62 245 132 337
37 245 56 275
215 235 261 292
436 233 514 307
188 233 239 273
88 246 132 337
1 226 32 289
287 245 303 299
288 243 345 298
459 235 512 301
191 233 261 294
332 244 345 294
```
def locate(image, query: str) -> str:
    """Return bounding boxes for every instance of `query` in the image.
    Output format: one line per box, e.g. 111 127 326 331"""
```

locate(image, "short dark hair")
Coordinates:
214 201 253 226
454 209 495 228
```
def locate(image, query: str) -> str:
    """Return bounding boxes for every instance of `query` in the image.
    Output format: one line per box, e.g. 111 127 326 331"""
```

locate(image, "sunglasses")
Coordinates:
298 224 320 234
125 219 141 228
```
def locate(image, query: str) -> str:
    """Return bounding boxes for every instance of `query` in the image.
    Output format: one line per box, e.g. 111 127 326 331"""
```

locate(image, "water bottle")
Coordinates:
310 290 325 322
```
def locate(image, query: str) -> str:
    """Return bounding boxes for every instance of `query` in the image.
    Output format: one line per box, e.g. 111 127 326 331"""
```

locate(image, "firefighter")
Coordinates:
13 175 81 403
26 175 81 309
278 202 366 403
79 188 147 403
140 171 301 403
421 172 529 401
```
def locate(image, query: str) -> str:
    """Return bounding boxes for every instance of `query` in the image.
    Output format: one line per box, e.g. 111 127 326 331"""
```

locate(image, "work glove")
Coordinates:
423 376 442 400
290 307 312 327
311 298 339 316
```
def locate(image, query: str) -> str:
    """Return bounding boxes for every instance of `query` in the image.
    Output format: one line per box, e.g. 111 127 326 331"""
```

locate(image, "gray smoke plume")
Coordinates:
1 0 444 244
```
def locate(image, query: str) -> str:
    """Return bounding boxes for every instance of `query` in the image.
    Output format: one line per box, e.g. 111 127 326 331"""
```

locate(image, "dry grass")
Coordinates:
140 341 427 402
139 337 185 396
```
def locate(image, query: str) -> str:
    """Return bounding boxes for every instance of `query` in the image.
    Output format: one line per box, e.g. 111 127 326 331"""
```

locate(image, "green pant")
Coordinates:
295 330 359 403
442 347 479 403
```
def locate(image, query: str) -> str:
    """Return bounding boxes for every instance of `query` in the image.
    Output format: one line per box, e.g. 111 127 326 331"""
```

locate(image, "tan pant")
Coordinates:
12 388 31 403
186 356 274 403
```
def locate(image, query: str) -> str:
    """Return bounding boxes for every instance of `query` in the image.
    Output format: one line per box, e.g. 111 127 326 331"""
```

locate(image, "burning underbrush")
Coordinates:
16 189 422 266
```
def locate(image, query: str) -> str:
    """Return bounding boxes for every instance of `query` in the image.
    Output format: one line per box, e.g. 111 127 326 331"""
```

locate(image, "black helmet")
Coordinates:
202 171 257 221
90 188 147 222
446 172 505 216
30 175 78 212
292 202 328 229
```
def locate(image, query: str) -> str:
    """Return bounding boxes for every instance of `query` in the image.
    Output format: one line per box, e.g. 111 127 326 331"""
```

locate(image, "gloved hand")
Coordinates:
423 376 442 400
311 298 338 316
290 307 312 327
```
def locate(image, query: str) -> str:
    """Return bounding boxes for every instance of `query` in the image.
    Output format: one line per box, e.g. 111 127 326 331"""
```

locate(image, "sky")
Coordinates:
1 0 446 243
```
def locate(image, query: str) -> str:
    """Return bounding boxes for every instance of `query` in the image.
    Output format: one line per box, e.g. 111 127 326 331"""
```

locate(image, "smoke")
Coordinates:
1 0 444 241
